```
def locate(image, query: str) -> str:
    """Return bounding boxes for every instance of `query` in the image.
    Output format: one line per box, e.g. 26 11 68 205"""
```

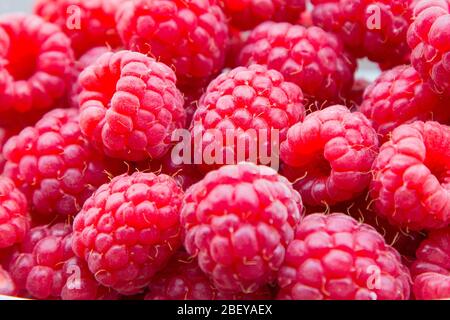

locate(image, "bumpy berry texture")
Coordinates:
2 108 119 220
219 0 306 30
277 213 411 300
78 50 185 161
145 251 272 300
0 177 29 249
181 162 303 294
371 121 450 231
311 0 412 68
191 65 305 172
116 0 229 89
34 0 125 57
239 22 356 102
281 105 379 207
72 172 184 295
0 265 17 296
0 14 74 115
410 227 450 300
360 65 449 139
408 0 450 96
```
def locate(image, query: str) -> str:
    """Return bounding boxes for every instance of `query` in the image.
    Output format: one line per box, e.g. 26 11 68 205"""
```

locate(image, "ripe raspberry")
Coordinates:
410 227 450 300
145 251 272 300
371 121 450 231
116 0 229 89
78 50 185 161
280 105 379 207
2 108 121 220
219 0 306 30
181 162 303 294
277 213 411 300
191 64 305 172
360 65 449 139
238 22 356 102
407 0 450 96
0 265 17 296
0 14 74 115
34 0 125 57
311 0 413 68
0 177 29 249
72 172 184 295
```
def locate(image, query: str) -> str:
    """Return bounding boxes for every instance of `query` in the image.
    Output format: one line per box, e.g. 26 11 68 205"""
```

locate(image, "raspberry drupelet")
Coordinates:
277 213 411 300
181 162 303 294
72 172 184 295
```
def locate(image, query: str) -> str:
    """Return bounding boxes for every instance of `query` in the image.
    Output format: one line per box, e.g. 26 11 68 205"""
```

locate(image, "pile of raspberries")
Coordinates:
0 0 449 301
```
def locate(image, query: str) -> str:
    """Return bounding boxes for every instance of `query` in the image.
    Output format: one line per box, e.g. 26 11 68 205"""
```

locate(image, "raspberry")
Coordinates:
371 121 450 231
0 177 29 249
410 227 450 300
0 265 17 296
407 0 450 96
191 64 305 171
72 172 184 295
34 0 125 57
145 251 272 300
360 65 449 139
0 14 74 115
116 0 229 89
280 105 379 207
2 108 121 220
219 0 306 30
311 0 413 68
238 22 356 102
181 162 303 294
78 50 186 161
277 213 411 300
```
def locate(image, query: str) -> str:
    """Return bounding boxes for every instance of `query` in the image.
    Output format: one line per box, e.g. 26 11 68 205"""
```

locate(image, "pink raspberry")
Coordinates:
0 177 29 249
145 251 272 300
219 0 306 30
34 0 125 57
277 213 411 300
238 22 356 102
407 0 450 96
191 64 305 172
371 121 450 231
280 105 379 207
2 108 122 220
78 50 186 161
116 0 229 89
181 162 303 294
410 227 450 300
72 172 184 295
0 265 17 297
360 65 449 139
311 0 413 68
0 14 74 115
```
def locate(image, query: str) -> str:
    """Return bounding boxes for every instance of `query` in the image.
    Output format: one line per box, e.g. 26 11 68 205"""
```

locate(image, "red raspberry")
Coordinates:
0 265 17 296
0 177 29 249
280 105 379 207
72 172 184 295
145 251 272 300
116 0 229 89
371 121 450 231
181 162 303 294
34 0 125 57
277 213 411 300
191 65 305 172
219 0 306 30
238 22 356 102
311 0 413 68
360 65 449 139
2 108 121 220
407 0 450 96
410 227 450 300
0 14 74 115
78 50 186 161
